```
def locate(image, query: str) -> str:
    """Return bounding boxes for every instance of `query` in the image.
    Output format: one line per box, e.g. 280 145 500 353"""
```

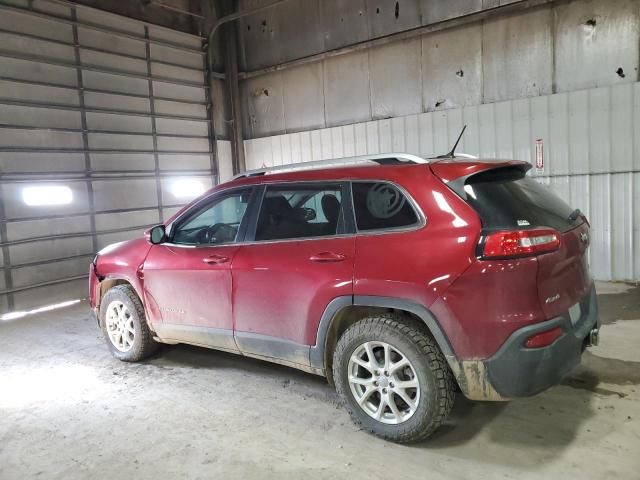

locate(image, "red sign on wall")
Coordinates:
535 139 544 172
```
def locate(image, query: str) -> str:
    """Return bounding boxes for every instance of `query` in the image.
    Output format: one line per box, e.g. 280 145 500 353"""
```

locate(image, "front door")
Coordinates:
232 183 355 367
142 187 254 352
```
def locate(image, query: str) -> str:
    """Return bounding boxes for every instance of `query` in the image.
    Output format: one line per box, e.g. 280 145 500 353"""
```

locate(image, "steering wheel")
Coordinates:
196 223 238 244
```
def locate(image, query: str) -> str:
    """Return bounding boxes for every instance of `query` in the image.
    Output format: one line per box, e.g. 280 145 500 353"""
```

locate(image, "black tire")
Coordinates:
333 314 455 443
99 284 158 362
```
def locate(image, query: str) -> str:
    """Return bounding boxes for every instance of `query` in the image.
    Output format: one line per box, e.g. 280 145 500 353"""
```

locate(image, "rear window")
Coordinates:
462 167 582 232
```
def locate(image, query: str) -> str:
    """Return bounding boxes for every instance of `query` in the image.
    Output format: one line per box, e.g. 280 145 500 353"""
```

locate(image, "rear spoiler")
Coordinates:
430 160 531 199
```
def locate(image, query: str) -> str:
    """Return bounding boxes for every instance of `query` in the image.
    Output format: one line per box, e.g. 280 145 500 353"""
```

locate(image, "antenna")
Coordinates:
435 125 467 159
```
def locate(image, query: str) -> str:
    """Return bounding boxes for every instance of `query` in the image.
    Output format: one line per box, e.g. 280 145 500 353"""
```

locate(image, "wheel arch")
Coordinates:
96 276 142 317
97 277 159 337
311 296 457 386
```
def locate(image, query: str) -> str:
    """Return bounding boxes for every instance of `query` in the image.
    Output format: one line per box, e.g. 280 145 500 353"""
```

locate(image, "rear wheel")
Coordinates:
99 284 158 362
333 314 454 443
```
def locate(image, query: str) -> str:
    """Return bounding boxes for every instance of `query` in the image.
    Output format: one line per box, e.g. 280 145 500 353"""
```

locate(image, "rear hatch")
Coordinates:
431 160 592 320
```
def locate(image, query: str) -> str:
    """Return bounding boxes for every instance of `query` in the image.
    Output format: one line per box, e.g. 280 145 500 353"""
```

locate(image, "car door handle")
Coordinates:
309 252 346 262
202 255 229 265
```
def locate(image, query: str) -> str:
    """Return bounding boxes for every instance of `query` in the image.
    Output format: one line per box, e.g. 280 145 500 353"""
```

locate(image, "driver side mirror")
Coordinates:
149 225 167 245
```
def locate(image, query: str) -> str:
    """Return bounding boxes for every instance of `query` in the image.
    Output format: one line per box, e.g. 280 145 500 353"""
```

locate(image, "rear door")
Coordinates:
231 182 355 367
460 166 592 317
142 187 255 350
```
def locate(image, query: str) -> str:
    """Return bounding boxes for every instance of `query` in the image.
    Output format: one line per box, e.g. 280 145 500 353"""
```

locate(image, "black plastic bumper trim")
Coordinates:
485 284 599 398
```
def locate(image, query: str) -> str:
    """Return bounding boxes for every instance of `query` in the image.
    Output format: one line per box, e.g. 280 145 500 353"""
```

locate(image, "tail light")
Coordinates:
524 327 563 348
481 228 561 259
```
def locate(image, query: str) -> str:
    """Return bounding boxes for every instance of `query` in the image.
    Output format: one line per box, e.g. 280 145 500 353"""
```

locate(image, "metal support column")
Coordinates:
222 20 246 174
145 26 164 222
72 6 98 254
0 184 14 310
203 44 219 184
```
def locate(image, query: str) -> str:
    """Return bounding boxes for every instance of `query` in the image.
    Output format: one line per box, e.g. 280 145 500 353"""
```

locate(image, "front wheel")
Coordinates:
99 284 158 362
333 314 455 443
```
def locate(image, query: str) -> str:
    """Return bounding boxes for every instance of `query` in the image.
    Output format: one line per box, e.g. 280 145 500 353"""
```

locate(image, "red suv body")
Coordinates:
89 155 599 442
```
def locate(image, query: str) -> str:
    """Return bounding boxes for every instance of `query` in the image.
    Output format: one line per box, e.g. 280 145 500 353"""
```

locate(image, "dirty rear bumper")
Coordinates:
484 284 600 398
453 284 599 400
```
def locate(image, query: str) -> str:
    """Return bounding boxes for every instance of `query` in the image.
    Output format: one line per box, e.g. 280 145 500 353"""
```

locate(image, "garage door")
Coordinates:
0 0 215 313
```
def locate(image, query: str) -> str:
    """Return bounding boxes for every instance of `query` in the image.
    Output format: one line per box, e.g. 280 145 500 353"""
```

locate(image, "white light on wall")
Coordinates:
22 185 73 206
171 178 206 199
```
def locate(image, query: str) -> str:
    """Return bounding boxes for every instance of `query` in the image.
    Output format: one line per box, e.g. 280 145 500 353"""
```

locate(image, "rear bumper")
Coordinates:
484 284 599 398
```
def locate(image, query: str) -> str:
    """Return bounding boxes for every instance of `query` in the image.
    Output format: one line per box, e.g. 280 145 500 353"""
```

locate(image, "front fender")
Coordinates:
92 237 152 315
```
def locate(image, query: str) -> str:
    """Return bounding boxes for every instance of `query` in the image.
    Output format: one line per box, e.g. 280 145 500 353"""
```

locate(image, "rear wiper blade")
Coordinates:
568 208 581 222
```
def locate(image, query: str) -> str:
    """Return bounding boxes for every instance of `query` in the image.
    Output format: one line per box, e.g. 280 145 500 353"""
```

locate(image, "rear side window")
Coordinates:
463 168 581 232
255 184 343 241
352 182 419 231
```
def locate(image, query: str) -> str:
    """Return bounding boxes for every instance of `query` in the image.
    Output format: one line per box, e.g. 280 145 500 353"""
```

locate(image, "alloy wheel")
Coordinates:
105 300 135 353
347 341 420 424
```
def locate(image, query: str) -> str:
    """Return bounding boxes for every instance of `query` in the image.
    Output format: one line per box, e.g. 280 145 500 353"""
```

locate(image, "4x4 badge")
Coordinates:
545 294 561 304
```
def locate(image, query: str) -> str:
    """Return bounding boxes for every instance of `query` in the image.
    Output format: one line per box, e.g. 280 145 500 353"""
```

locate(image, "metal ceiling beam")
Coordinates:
206 0 293 46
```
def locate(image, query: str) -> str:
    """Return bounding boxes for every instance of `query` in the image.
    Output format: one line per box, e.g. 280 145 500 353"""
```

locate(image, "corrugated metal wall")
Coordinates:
236 0 525 72
238 0 640 282
217 139 234 182
0 0 217 313
238 0 640 138
244 82 640 282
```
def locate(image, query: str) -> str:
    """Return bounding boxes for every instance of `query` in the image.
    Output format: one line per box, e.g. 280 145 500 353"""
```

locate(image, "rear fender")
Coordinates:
311 295 458 378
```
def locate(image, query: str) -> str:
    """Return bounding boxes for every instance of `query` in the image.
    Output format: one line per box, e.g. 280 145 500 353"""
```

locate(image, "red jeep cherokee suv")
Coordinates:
89 154 600 443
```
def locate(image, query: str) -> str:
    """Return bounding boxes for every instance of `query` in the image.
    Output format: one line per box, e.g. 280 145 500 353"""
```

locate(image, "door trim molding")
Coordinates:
154 324 239 352
154 324 323 375
234 331 311 368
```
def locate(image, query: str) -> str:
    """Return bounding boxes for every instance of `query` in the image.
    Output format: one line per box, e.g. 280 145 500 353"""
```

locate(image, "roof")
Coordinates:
215 154 530 190
164 154 531 227
232 153 428 180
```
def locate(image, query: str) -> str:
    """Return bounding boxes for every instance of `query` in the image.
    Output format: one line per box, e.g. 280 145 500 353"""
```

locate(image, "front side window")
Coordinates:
352 182 419 231
171 189 251 245
255 185 343 241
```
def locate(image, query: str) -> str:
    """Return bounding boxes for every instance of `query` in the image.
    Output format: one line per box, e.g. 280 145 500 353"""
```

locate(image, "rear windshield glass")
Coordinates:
463 167 582 232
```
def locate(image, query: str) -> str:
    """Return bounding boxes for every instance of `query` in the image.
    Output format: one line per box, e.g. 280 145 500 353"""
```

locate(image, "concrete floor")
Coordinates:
1 282 638 479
